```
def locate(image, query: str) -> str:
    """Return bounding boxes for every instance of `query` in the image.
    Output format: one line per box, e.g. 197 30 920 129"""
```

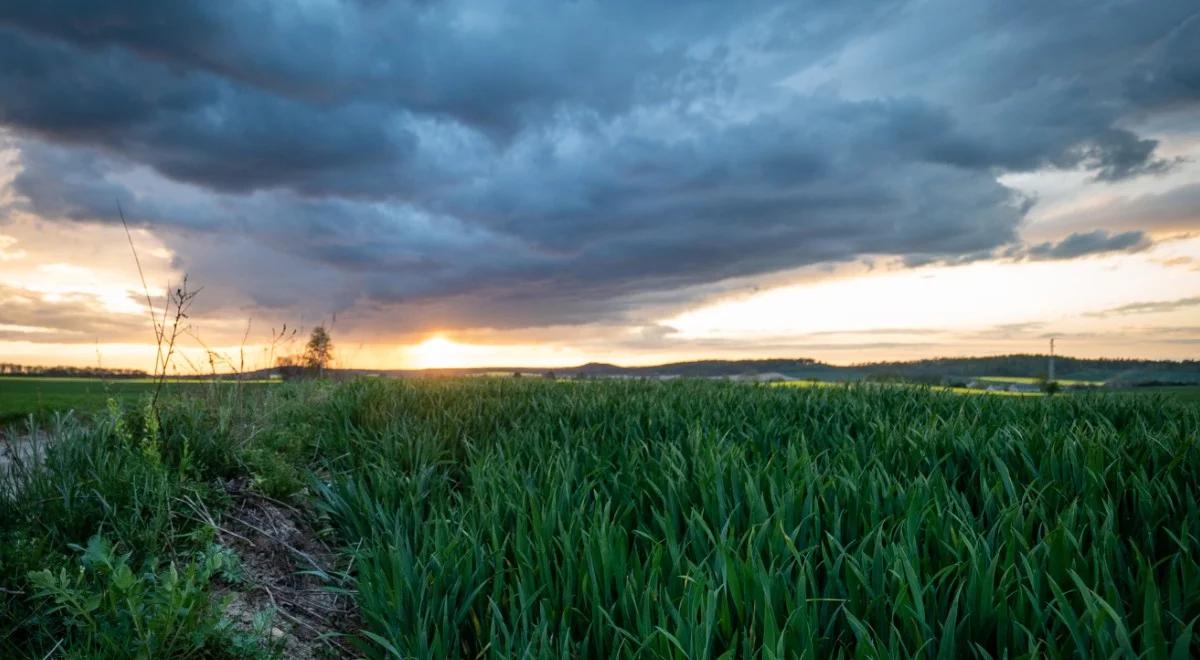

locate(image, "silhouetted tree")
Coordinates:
303 325 334 376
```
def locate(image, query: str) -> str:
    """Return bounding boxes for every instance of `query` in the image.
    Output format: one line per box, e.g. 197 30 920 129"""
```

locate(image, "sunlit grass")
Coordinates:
976 376 1103 387
771 379 839 388
937 385 1041 397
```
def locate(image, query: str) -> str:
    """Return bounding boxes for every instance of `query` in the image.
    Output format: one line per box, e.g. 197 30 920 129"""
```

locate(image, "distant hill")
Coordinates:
240 354 1200 386
849 355 1200 385
568 358 839 379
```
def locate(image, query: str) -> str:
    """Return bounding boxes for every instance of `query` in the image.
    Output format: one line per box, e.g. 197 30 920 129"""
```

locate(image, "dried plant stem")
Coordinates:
117 200 166 376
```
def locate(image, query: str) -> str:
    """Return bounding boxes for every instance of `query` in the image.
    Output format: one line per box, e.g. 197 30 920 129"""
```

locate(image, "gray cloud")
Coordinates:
1047 183 1200 235
0 27 422 197
0 1 1197 331
8 134 1026 328
0 283 148 343
1023 230 1151 261
968 322 1049 340
1088 296 1200 318
0 2 663 136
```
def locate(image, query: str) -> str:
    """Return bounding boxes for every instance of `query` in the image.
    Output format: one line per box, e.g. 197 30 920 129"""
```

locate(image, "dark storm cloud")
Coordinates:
1125 12 1200 110
8 133 1024 327
0 0 717 156
0 27 420 197
1023 230 1151 261
0 1 900 134
1 0 1198 329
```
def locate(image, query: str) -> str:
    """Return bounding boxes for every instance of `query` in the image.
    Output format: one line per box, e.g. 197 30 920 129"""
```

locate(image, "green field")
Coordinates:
2 378 1199 657
1122 385 1200 404
3 376 1197 425
0 377 157 423
0 377 273 423
777 378 1200 401
976 375 1105 387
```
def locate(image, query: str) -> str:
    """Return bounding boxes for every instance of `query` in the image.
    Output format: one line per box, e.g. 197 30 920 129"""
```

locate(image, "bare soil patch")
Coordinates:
210 478 359 658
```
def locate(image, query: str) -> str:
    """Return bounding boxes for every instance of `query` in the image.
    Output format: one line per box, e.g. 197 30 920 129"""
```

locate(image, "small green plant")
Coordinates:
26 536 265 658
244 447 307 499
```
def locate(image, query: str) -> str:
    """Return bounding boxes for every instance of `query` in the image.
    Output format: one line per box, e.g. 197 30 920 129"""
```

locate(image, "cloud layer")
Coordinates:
1 1 1198 332
1024 230 1150 261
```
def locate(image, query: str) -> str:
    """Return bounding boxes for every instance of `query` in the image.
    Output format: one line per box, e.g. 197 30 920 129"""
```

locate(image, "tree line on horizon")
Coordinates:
0 364 149 378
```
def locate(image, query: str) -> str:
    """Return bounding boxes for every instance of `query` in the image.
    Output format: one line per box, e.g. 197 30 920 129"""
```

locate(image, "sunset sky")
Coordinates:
1 1 1198 371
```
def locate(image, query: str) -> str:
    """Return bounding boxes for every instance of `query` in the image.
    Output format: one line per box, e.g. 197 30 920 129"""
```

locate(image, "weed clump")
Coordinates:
0 397 284 657
26 536 261 658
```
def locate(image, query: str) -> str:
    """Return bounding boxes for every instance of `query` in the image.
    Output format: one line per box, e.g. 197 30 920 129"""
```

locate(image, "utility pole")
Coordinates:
1048 337 1056 382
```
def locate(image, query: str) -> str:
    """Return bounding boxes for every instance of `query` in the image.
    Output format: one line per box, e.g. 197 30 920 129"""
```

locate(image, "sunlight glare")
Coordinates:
406 335 475 369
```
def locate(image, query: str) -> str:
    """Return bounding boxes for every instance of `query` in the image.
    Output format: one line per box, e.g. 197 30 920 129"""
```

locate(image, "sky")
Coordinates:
0 0 1198 371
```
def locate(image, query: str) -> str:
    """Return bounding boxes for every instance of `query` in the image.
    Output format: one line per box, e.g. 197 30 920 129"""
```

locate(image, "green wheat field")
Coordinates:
2 378 1198 657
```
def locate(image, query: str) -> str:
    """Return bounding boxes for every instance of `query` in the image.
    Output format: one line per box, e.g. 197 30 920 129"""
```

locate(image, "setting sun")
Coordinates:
397 334 592 370
406 335 474 369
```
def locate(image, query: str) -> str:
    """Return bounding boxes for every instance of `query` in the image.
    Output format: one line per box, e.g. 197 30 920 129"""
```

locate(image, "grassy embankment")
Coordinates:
1 378 1199 657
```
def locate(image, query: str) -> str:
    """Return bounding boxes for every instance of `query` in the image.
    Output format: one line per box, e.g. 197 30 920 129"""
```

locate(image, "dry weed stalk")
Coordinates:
118 201 200 413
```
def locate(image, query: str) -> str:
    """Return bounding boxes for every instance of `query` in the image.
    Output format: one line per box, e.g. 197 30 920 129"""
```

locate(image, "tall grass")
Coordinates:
312 378 1200 658
4 377 1198 657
